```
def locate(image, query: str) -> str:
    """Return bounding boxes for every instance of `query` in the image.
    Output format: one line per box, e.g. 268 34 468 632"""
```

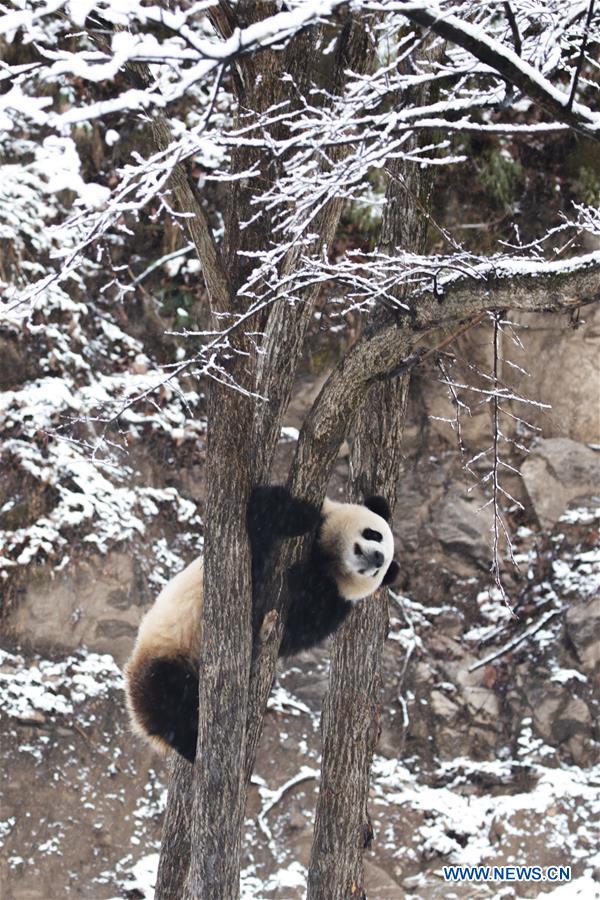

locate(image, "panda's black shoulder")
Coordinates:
279 558 350 658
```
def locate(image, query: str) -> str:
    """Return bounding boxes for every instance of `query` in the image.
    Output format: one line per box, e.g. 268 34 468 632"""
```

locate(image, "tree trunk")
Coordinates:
184 378 255 899
156 8 374 897
155 757 192 898
307 48 442 897
306 373 411 900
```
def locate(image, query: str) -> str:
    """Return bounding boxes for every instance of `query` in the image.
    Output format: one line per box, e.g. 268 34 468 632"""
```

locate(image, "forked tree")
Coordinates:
2 2 599 898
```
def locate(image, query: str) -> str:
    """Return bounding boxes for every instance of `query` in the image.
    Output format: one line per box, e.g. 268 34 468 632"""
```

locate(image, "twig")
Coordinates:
468 608 562 672
389 591 419 730
436 356 469 457
503 3 522 56
418 311 486 362
257 768 318 839
568 0 596 111
132 243 195 285
491 312 504 602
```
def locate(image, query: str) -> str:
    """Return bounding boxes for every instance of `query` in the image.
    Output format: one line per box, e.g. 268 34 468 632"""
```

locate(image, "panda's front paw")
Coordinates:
249 485 320 538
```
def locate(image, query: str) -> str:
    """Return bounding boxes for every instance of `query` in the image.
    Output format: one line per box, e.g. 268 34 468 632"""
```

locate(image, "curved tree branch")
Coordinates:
405 252 600 329
291 253 600 502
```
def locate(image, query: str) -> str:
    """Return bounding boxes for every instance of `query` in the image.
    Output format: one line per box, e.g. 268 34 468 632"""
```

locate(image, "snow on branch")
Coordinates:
3 0 597 142
388 1 600 140
1 0 350 125
405 251 600 329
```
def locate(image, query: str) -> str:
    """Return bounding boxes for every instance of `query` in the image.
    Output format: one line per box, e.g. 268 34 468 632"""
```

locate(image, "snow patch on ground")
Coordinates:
0 648 123 723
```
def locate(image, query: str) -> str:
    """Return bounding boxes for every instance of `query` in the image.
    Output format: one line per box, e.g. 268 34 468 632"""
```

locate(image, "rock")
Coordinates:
521 439 600 528
364 860 405 899
7 551 149 665
431 489 494 568
521 679 595 766
423 305 600 447
529 686 564 743
565 597 600 677
552 696 593 741
430 690 460 721
14 710 45 726
511 305 600 444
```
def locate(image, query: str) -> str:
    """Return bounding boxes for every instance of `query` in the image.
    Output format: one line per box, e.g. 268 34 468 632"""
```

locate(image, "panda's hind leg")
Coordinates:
128 655 199 763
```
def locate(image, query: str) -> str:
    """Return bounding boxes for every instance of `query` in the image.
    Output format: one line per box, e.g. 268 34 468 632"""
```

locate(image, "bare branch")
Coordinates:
568 0 596 111
503 3 522 57
468 608 562 672
123 58 232 317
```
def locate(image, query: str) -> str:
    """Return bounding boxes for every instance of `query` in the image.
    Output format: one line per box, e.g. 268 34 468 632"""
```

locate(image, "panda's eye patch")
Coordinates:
354 543 363 557
362 528 382 542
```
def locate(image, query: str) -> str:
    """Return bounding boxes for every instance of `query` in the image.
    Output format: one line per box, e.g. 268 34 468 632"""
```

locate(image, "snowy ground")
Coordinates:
1 633 598 900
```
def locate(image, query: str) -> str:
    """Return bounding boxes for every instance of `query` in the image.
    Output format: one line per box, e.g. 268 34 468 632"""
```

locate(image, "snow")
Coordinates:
543 877 600 898
115 852 307 899
372 752 600 871
550 669 588 685
0 336 203 577
552 549 600 600
0 648 123 723
0 817 16 849
37 136 110 207
268 686 312 717
115 852 159 900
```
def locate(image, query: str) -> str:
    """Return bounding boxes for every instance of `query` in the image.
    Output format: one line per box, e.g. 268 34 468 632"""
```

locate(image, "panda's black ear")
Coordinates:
364 495 391 521
381 560 399 586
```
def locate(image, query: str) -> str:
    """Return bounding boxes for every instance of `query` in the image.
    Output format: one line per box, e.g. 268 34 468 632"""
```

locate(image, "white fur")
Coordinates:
131 556 204 661
125 557 203 755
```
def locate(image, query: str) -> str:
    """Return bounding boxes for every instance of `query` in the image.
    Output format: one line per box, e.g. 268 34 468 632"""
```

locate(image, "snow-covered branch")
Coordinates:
392 1 600 140
289 252 600 500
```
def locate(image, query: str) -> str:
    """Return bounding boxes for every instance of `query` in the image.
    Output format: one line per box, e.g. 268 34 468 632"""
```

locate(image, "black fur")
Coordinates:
280 560 351 656
248 487 398 657
247 485 321 541
364 495 391 521
248 486 400 654
129 656 199 763
247 485 321 581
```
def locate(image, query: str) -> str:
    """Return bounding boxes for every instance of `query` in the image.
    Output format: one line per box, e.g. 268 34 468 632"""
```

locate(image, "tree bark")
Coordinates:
155 757 192 898
307 49 441 896
183 376 255 900
156 8 375 897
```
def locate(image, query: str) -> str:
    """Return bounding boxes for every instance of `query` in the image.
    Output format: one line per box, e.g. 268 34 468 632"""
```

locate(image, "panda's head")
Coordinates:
319 495 399 602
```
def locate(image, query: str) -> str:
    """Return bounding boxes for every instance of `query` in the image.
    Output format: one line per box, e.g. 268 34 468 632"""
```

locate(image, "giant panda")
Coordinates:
125 486 399 762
